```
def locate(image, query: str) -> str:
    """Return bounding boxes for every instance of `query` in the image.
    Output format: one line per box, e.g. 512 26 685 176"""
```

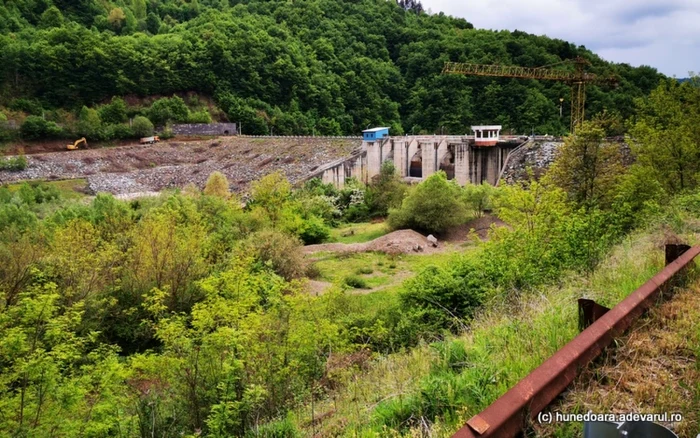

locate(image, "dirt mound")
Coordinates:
304 229 439 255
443 214 507 242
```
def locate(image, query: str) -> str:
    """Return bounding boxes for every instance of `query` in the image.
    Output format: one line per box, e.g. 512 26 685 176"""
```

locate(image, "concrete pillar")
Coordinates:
365 140 382 181
454 143 469 186
421 142 437 179
485 147 499 185
393 141 406 177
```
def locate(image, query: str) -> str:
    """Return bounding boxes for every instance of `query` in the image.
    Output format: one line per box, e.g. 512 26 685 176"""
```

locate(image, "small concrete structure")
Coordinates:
472 125 502 146
171 123 238 136
363 127 390 142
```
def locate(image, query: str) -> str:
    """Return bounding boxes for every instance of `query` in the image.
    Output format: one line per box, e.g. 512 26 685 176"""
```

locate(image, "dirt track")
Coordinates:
0 136 361 194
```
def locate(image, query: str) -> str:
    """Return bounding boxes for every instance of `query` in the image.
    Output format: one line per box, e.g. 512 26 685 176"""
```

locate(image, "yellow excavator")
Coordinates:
66 137 87 150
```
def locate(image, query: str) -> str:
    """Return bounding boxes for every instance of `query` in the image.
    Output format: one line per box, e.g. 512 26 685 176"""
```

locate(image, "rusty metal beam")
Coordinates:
452 245 700 438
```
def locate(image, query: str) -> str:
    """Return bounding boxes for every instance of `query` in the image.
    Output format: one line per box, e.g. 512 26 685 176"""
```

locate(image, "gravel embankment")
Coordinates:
0 137 362 195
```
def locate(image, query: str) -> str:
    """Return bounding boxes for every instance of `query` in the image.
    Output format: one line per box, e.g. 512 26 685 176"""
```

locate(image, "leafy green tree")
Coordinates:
366 161 407 217
20 116 62 140
132 115 154 137
548 122 624 208
629 78 700 194
39 6 64 28
77 106 103 139
462 183 495 217
249 172 292 225
148 97 190 126
146 12 161 34
99 97 128 124
387 171 467 234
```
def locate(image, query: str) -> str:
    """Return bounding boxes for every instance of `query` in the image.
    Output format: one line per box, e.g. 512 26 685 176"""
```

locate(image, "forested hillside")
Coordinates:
0 0 664 136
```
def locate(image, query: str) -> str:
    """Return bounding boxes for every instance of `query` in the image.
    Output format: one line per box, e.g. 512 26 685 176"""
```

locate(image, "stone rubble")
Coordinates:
0 137 362 195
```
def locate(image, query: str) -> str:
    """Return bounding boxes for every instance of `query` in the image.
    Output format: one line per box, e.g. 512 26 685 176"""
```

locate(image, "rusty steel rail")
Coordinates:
453 245 700 438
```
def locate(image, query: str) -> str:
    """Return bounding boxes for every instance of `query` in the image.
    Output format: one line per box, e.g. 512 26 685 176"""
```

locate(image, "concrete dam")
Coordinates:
309 126 529 187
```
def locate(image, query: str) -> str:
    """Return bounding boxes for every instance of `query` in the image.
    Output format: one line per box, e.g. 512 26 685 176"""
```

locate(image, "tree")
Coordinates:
146 12 161 34
107 7 126 31
132 0 147 20
39 6 64 28
77 106 103 139
366 161 407 216
628 78 700 194
548 122 624 208
387 171 467 234
250 172 292 225
203 172 231 199
132 116 154 137
20 116 62 140
100 97 128 124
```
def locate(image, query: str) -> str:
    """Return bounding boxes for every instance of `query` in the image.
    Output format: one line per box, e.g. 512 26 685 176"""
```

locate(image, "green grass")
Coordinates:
292 225 689 437
329 222 389 244
5 178 88 200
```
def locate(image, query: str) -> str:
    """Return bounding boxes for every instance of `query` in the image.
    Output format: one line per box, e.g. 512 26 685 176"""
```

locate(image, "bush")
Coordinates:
158 126 174 139
203 171 230 199
76 106 104 139
344 275 368 289
0 155 28 171
296 215 330 244
131 116 154 137
387 171 467 234
20 116 63 140
187 109 212 124
245 230 307 280
400 261 486 330
148 96 189 126
99 97 128 124
9 98 43 116
105 124 134 140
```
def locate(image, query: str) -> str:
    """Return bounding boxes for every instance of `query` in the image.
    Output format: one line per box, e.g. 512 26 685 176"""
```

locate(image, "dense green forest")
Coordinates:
0 78 699 436
0 0 664 136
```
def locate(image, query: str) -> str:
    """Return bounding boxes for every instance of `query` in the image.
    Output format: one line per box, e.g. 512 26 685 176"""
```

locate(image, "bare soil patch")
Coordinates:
304 229 442 255
443 214 507 242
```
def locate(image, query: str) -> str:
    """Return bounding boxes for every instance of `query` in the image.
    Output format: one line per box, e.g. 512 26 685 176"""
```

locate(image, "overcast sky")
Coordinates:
421 0 700 78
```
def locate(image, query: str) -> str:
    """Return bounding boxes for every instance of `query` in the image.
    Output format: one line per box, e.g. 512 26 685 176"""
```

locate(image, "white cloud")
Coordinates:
421 0 700 76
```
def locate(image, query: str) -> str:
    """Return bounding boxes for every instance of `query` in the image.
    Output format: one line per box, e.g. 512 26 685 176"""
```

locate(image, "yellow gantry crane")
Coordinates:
442 56 618 133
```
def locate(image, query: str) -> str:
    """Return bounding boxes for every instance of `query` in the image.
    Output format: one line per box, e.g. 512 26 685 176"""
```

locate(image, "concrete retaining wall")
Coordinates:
171 123 238 136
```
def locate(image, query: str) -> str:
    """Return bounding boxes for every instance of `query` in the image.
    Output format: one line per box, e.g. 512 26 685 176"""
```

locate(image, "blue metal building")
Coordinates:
362 127 390 141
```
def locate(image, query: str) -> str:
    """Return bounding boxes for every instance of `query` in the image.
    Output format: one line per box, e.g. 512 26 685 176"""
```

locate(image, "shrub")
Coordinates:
344 275 368 289
131 116 154 137
20 116 63 140
148 96 189 126
187 109 212 124
296 215 330 244
203 171 230 199
9 98 43 116
462 183 495 217
105 124 134 140
0 155 28 171
245 230 306 280
355 266 373 275
76 106 104 139
387 171 467 234
158 126 174 139
99 97 128 124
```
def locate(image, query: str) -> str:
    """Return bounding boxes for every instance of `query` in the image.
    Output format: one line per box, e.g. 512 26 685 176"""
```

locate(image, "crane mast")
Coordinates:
442 57 617 133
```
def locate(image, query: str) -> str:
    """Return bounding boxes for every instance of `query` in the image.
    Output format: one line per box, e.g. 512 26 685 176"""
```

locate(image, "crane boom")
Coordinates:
442 57 617 133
